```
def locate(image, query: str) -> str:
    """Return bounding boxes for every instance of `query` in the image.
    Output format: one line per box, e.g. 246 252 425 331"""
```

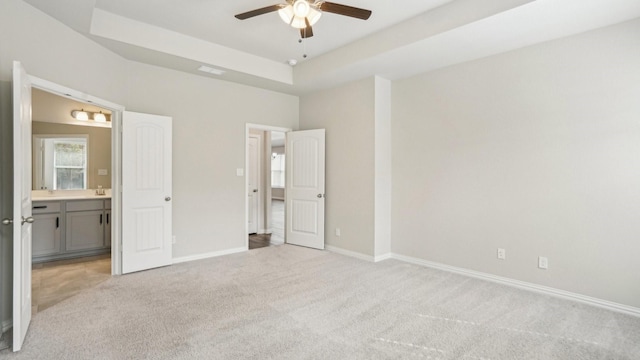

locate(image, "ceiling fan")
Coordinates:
235 0 372 39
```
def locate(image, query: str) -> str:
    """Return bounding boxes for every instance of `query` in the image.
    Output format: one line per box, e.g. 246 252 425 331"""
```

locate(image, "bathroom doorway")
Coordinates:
246 125 289 250
30 88 113 313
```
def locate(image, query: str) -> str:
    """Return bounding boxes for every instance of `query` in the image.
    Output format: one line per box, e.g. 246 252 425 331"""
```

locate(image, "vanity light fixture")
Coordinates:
71 109 89 121
93 111 107 123
71 109 110 122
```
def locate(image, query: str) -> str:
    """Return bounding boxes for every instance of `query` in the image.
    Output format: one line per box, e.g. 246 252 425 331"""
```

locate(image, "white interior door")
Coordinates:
285 129 325 249
247 135 259 234
11 61 33 352
122 111 172 274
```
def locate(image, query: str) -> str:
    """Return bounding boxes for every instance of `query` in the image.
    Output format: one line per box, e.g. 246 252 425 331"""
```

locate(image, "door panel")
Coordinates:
65 210 104 251
32 213 61 257
122 111 172 274
11 61 32 352
285 129 325 249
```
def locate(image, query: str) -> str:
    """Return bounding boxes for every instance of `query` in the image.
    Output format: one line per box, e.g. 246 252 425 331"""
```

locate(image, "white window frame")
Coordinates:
32 134 89 190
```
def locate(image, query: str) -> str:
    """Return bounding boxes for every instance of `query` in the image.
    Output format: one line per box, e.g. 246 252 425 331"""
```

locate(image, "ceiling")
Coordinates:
23 0 640 94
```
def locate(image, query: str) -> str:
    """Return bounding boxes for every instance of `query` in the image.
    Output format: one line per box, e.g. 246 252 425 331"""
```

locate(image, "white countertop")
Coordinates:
32 189 112 202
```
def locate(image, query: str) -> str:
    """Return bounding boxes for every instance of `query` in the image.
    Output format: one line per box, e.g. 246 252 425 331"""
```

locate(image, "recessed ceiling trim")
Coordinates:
90 8 293 84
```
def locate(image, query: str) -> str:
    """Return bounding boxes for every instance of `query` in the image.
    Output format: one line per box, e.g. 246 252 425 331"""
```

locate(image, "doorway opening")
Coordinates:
30 88 114 313
246 125 289 250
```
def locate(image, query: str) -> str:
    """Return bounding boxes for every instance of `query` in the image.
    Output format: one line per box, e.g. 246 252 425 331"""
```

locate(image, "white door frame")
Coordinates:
30 76 125 275
245 124 291 249
247 132 262 234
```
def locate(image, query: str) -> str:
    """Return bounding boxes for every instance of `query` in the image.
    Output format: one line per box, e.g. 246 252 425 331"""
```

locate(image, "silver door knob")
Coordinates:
22 216 34 225
165 197 171 202
317 194 323 198
253 189 258 193
2 218 12 225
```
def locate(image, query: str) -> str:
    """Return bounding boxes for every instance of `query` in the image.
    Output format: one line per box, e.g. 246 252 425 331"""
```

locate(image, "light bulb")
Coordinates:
72 110 89 121
94 111 107 122
293 0 310 17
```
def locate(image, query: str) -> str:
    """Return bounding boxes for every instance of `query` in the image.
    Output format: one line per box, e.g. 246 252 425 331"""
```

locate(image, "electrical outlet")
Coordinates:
538 256 548 269
172 235 177 244
497 248 506 260
335 228 341 237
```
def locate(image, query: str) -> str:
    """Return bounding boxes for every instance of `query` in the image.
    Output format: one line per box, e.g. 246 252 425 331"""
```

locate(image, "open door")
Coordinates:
247 134 260 234
10 61 33 352
285 129 325 249
122 111 172 274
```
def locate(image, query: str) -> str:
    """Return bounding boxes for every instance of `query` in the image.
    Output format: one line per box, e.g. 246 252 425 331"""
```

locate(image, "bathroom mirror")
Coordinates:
33 134 89 190
31 89 112 191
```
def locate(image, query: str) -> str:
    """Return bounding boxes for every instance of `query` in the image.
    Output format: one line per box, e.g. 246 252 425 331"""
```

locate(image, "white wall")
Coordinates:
300 78 376 256
0 0 299 328
391 19 640 308
374 77 392 258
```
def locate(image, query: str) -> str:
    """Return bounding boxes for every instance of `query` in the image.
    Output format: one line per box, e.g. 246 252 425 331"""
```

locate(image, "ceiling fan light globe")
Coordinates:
278 5 294 25
291 16 307 29
293 0 310 17
307 7 322 26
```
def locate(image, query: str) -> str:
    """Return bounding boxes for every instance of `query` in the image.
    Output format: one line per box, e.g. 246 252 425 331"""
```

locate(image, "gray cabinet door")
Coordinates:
65 210 104 251
32 213 62 257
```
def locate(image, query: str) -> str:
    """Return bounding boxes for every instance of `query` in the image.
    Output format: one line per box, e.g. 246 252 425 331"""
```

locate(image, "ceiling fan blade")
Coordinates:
235 5 282 20
300 18 314 38
318 2 372 20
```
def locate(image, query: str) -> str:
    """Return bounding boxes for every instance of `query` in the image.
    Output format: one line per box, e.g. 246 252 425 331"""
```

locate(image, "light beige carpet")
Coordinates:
2 245 639 359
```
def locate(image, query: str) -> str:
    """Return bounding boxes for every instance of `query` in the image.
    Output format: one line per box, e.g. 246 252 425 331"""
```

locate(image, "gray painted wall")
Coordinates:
0 0 298 327
391 19 640 308
300 77 376 256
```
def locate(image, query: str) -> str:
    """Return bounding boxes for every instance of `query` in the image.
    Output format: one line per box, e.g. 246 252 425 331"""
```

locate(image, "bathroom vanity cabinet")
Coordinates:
32 198 111 263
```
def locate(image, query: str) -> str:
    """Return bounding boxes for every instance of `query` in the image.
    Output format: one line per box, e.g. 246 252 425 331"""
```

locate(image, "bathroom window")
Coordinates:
33 135 88 190
271 153 285 188
53 139 87 189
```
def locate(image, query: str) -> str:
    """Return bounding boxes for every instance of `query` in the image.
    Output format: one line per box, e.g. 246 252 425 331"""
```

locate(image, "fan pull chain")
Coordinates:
298 34 308 59
303 33 307 58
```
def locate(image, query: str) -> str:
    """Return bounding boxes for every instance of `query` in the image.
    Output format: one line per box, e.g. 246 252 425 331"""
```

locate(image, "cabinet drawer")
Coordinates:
66 199 104 212
32 201 61 214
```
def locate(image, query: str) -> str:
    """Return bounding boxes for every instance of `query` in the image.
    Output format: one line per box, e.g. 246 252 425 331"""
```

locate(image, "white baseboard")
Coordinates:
325 246 392 263
326 245 375 262
391 253 640 318
172 247 246 264
375 253 392 262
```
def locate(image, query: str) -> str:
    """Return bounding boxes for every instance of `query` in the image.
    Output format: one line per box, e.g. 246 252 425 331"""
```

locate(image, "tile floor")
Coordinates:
249 199 284 249
32 254 111 315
